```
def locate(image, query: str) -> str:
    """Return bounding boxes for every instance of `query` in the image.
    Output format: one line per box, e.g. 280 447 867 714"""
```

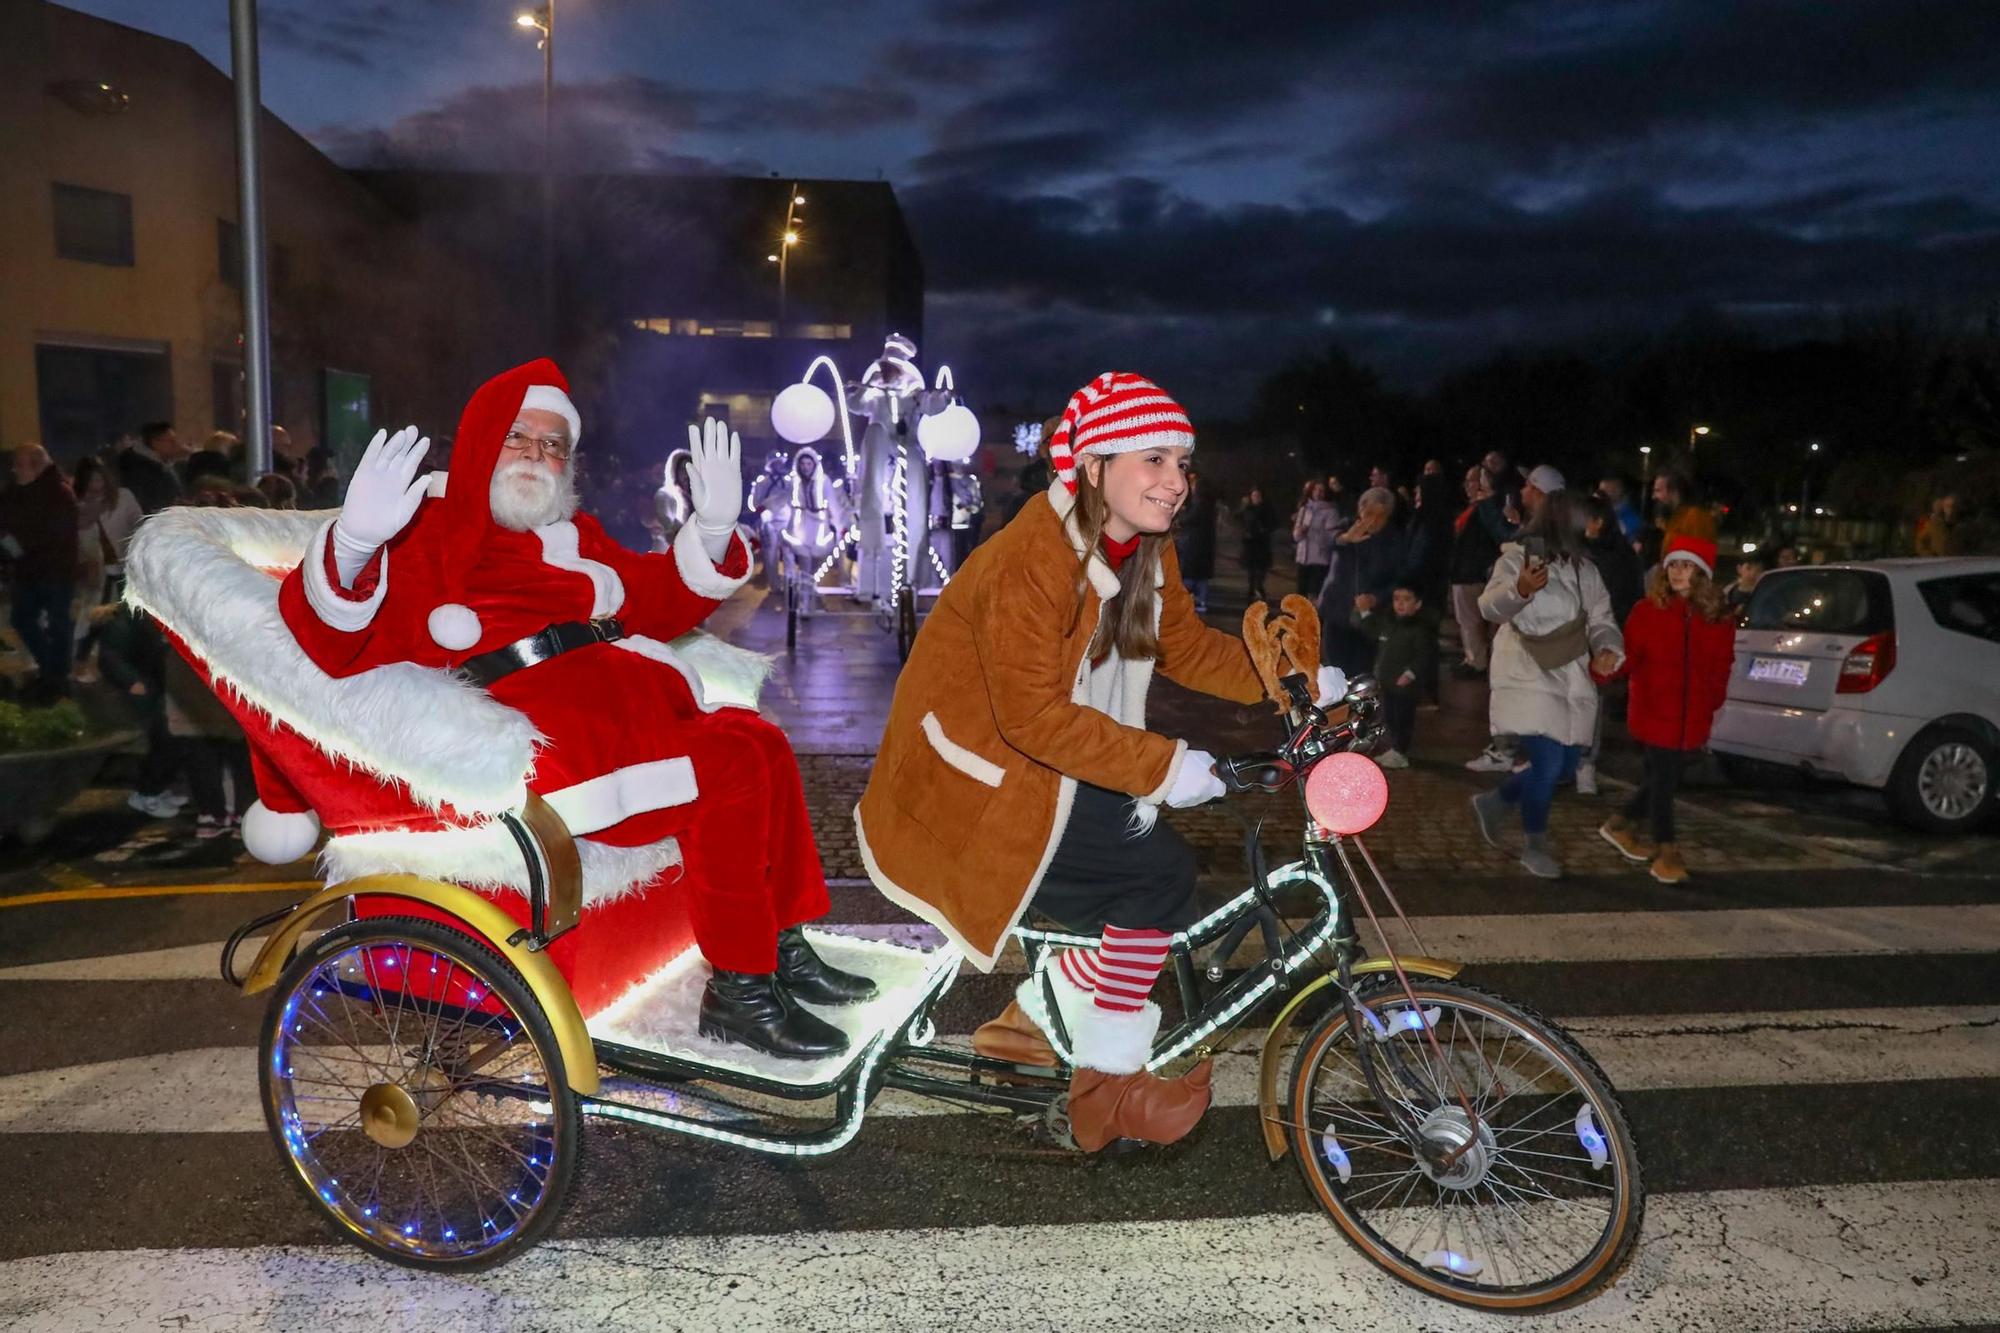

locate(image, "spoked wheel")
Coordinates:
1287 979 1642 1312
259 915 580 1271
895 586 918 662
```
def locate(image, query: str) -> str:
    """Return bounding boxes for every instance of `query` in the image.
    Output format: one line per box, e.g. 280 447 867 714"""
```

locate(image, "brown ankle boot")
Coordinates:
1067 1061 1213 1153
972 999 1057 1068
1650 841 1688 884
1599 814 1656 864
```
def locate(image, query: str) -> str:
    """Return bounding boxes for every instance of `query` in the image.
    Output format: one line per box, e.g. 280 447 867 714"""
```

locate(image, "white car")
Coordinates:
1710 557 2000 833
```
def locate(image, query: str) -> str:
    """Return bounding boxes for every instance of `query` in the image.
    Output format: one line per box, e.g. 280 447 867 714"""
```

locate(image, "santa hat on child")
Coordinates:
1046 372 1195 494
1662 534 1717 577
424 358 582 652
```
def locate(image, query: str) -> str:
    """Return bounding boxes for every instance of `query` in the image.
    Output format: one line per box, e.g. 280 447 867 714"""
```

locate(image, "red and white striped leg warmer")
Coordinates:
1089 925 1172 1014
1056 946 1100 994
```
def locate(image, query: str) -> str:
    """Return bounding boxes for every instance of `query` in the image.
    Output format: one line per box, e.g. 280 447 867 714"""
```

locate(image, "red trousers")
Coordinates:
637 709 830 972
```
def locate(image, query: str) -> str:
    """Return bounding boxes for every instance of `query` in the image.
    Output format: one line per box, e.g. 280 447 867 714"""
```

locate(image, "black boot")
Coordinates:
698 969 849 1060
777 926 879 1006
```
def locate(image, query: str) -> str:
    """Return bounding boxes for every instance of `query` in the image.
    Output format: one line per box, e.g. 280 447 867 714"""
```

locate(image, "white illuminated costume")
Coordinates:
845 334 951 602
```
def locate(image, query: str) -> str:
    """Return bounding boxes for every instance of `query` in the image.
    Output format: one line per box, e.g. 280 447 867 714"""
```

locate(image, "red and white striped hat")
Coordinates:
1048 372 1195 494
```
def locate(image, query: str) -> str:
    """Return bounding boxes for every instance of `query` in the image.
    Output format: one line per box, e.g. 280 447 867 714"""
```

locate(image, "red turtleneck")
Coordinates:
1100 532 1142 573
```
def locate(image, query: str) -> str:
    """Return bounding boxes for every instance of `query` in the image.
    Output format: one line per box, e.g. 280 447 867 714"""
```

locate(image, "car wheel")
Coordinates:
1713 753 1761 787
1888 727 1996 834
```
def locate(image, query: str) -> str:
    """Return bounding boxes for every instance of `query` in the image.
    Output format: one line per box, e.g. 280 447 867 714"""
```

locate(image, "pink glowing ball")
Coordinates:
1305 751 1390 835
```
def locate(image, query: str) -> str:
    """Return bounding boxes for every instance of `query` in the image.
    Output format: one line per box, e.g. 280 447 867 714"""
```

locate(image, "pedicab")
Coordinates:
124 505 1642 1313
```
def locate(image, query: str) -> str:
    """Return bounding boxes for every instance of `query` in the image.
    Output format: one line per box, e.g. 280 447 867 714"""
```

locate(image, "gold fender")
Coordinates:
1256 955 1462 1161
241 874 600 1096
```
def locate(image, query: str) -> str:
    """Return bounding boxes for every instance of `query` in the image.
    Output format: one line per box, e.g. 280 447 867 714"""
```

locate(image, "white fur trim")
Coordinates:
542 756 697 836
919 711 1005 788
1047 480 1123 599
1143 737 1189 805
322 828 680 908
613 631 768 714
1069 996 1161 1075
427 602 482 651
123 506 536 815
1663 549 1713 577
672 521 754 600
241 801 321 864
301 520 387 632
535 521 625 616
520 384 582 445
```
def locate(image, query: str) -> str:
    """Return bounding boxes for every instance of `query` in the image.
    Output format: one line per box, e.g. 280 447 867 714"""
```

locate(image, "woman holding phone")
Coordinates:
1469 489 1624 878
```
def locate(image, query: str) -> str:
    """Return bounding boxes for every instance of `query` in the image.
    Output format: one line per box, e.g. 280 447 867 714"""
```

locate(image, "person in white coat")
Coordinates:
1469 489 1624 878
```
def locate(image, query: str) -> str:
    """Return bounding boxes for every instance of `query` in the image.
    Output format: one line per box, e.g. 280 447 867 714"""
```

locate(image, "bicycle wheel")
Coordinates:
1287 978 1642 1311
259 915 581 1271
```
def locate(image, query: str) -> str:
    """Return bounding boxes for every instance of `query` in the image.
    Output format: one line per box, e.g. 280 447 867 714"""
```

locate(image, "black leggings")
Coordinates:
1031 783 1201 934
1624 745 1689 843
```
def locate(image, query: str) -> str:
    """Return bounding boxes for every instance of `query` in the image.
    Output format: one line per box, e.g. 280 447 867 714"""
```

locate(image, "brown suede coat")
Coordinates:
856 481 1266 970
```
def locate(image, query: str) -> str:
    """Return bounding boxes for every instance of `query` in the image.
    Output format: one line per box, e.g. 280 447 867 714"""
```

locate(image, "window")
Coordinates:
218 219 242 287
53 183 133 265
1744 569 1893 637
1919 573 2000 646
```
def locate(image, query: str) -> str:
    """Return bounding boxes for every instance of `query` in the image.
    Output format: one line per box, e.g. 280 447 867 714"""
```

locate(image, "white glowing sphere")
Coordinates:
771 381 835 444
918 402 981 463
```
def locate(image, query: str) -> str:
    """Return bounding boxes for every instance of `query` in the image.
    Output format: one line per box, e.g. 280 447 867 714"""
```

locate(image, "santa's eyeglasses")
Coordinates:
502 429 572 460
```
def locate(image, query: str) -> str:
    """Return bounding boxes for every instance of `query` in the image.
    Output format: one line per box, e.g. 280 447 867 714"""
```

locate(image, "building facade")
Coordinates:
0 0 525 468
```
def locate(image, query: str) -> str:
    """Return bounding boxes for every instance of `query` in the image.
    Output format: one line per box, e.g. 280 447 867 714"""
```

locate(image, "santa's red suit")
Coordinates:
277 359 828 976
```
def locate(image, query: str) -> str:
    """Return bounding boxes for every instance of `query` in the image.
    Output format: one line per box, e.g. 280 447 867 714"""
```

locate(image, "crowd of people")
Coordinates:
0 423 340 840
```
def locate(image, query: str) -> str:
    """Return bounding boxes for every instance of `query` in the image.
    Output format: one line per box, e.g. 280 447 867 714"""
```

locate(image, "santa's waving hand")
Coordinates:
685 416 743 562
329 426 430 584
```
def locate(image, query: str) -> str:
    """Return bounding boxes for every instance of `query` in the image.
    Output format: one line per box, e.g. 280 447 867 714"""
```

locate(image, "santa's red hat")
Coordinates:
1662 534 1717 577
1046 372 1194 494
425 358 581 651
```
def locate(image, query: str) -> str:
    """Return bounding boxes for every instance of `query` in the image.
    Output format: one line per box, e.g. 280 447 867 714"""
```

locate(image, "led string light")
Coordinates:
799 354 860 477
890 446 909 600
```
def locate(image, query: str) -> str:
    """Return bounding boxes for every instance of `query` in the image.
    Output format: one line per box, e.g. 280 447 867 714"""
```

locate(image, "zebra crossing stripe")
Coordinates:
0 1179 1991 1331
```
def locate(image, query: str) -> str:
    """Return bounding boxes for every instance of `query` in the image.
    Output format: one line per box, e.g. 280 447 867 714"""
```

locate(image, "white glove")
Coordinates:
685 417 744 563
1315 665 1349 707
1165 747 1226 809
331 427 429 584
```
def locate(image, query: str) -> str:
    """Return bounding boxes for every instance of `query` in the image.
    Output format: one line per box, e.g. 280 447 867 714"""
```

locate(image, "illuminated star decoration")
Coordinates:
1013 422 1043 456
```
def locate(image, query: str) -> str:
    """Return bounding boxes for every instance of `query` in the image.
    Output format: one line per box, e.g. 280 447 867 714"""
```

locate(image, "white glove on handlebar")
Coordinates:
685 417 744 563
1315 665 1349 708
331 427 429 585
1165 747 1226 809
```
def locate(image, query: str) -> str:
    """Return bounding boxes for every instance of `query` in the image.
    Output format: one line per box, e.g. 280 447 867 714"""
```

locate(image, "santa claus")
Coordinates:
278 358 873 1059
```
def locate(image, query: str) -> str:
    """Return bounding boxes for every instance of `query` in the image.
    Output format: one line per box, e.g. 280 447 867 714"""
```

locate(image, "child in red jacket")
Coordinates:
1600 536 1737 883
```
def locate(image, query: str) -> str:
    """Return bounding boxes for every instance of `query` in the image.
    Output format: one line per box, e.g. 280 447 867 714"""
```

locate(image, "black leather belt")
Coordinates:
459 617 625 688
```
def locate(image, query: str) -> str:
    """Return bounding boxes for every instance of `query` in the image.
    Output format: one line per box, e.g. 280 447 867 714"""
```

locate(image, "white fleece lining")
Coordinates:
919 712 1005 788
541 756 698 836
300 519 387 633
1048 480 1122 599
1015 965 1161 1075
322 829 681 907
1145 738 1190 804
672 522 753 601
535 520 625 616
123 506 536 815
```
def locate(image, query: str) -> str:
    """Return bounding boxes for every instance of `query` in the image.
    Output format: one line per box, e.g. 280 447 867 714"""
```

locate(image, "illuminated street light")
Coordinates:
795 194 807 205
766 253 779 263
776 181 807 332
783 231 799 245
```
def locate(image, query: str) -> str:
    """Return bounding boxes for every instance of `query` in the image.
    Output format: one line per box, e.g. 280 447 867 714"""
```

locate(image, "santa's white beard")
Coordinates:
490 458 578 530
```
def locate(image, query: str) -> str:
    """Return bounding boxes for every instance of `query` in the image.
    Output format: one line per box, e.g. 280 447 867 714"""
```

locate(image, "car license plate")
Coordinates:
1748 656 1809 687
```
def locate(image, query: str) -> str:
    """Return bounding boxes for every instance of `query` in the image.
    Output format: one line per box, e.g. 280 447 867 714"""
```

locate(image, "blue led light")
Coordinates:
403 1223 416 1236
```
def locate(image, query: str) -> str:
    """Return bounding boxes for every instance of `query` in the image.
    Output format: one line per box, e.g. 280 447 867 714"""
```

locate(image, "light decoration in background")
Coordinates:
890 450 909 595
770 355 858 477
916 366 980 464
1014 422 1043 456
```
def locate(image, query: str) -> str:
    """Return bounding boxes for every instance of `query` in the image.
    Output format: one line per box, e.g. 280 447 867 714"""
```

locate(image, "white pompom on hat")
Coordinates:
518 384 582 447
428 602 483 651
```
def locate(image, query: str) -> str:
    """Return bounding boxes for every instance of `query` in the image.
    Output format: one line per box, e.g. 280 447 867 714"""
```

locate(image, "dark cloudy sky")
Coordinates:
66 1 2000 413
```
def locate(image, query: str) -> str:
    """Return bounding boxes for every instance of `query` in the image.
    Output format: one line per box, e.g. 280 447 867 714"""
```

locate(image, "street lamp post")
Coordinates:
1689 423 1710 453
516 5 556 341
1639 444 1654 527
1801 440 1819 520
769 183 804 333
